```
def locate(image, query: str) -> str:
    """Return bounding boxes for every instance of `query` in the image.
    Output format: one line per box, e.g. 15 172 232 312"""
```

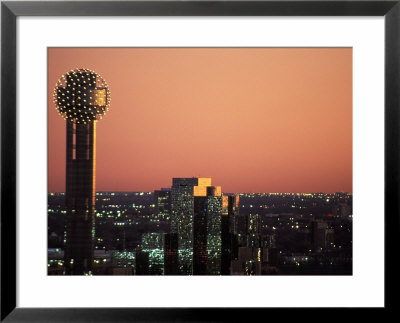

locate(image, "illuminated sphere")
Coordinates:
53 68 111 124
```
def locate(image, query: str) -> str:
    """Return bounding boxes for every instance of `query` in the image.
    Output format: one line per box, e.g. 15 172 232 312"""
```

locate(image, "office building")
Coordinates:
221 195 239 275
154 188 171 222
171 177 211 274
164 233 179 275
142 233 165 275
193 185 222 275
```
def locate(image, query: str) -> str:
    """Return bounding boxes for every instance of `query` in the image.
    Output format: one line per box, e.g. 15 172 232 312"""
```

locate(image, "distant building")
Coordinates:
260 234 276 248
333 202 352 219
249 213 260 236
154 188 171 222
112 251 135 271
142 233 165 275
235 214 249 236
231 247 262 275
312 220 334 250
230 246 279 275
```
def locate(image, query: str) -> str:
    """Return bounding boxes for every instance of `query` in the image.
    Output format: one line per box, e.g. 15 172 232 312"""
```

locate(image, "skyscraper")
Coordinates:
193 196 208 275
204 188 222 275
142 233 165 275
171 178 204 274
221 194 239 275
193 185 223 275
170 177 215 274
53 68 111 275
164 233 179 275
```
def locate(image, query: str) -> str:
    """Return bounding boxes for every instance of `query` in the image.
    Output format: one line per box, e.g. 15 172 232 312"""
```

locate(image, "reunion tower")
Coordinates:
54 68 111 275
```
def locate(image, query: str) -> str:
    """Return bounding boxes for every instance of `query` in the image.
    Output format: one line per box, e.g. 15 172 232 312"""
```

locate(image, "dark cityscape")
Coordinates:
48 183 352 275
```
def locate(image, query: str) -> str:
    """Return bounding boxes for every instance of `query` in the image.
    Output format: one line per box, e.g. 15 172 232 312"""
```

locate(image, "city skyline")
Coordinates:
48 48 352 193
48 177 353 276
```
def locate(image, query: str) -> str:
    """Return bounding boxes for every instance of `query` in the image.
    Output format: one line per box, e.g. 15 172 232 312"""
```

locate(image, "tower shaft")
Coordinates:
64 121 96 275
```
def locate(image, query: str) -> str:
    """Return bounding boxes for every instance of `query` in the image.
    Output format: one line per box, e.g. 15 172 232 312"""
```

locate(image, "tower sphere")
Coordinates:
53 68 111 124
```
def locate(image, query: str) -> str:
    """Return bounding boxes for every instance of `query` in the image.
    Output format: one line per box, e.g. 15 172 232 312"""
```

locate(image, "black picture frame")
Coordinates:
1 0 398 321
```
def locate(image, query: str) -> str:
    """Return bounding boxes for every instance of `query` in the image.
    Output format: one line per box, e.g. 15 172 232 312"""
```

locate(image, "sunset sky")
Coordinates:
48 48 352 193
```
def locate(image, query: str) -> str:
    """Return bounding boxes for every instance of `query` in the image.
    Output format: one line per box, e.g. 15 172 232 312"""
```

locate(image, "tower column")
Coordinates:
65 121 96 275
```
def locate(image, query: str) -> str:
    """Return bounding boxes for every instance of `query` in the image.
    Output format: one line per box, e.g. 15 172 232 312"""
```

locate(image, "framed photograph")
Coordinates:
1 0 398 321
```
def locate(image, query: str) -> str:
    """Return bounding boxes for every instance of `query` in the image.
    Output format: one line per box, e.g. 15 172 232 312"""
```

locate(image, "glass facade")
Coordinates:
206 195 222 275
171 178 199 275
171 177 224 275
193 183 225 275
142 233 165 275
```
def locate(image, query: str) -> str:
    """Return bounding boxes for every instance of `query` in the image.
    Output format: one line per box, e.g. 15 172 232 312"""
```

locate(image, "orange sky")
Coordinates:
48 48 352 193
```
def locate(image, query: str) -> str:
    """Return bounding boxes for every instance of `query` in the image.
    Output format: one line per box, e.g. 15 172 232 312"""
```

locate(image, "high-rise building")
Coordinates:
221 195 239 275
164 233 179 275
311 220 335 251
154 188 171 222
205 189 222 275
53 68 110 275
193 196 208 275
142 233 165 275
171 177 211 274
192 184 224 275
